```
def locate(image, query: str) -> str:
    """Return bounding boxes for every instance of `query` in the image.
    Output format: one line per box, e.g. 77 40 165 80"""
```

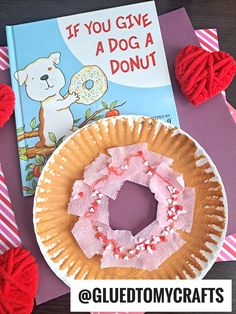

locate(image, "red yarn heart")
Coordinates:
175 45 236 106
0 84 15 127
0 248 38 314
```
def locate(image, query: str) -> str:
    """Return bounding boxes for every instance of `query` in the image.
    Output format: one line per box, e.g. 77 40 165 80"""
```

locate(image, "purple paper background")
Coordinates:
0 7 235 304
109 181 158 235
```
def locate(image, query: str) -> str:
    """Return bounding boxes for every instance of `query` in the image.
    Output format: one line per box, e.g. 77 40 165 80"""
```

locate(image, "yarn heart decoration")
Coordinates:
0 248 38 314
0 84 15 127
175 45 236 106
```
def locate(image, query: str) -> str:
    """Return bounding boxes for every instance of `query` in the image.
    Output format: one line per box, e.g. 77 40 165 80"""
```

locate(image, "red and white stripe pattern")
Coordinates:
195 28 219 52
195 29 236 123
0 47 9 71
0 163 22 254
217 234 236 262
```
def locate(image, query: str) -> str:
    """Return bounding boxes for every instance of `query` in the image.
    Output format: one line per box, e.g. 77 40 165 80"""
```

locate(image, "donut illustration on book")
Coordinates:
14 52 108 147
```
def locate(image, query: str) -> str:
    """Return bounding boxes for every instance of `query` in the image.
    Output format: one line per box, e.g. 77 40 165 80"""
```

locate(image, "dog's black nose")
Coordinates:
40 74 49 81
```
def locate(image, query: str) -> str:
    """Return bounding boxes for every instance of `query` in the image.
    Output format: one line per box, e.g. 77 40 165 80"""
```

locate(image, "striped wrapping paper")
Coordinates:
0 163 21 254
0 47 9 71
217 234 236 262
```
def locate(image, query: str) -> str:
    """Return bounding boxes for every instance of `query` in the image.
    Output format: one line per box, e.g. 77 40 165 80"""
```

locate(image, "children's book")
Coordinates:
6 1 178 196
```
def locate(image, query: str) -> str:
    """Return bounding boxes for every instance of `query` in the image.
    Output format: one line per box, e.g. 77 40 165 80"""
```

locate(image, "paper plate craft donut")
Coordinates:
69 143 195 271
33 116 227 285
69 65 108 105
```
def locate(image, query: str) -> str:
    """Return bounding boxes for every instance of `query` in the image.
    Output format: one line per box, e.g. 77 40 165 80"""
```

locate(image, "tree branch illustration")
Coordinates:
19 146 55 159
78 108 106 128
18 101 126 159
17 130 39 142
79 103 125 128
17 109 105 143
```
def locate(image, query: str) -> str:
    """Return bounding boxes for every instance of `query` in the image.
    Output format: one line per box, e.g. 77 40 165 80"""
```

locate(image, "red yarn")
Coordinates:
0 84 15 127
0 248 38 314
175 45 236 106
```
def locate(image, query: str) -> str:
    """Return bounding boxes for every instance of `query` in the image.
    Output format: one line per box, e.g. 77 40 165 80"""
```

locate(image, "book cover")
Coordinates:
6 1 178 196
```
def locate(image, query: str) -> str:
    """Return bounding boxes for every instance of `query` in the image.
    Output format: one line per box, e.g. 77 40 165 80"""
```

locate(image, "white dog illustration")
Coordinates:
15 52 79 147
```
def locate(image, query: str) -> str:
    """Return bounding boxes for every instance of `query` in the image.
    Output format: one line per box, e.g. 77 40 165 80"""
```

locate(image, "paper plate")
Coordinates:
33 116 227 286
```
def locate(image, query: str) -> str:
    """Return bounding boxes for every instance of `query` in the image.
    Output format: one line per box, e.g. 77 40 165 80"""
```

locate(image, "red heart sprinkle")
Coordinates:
92 201 98 209
160 235 167 242
175 205 183 211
